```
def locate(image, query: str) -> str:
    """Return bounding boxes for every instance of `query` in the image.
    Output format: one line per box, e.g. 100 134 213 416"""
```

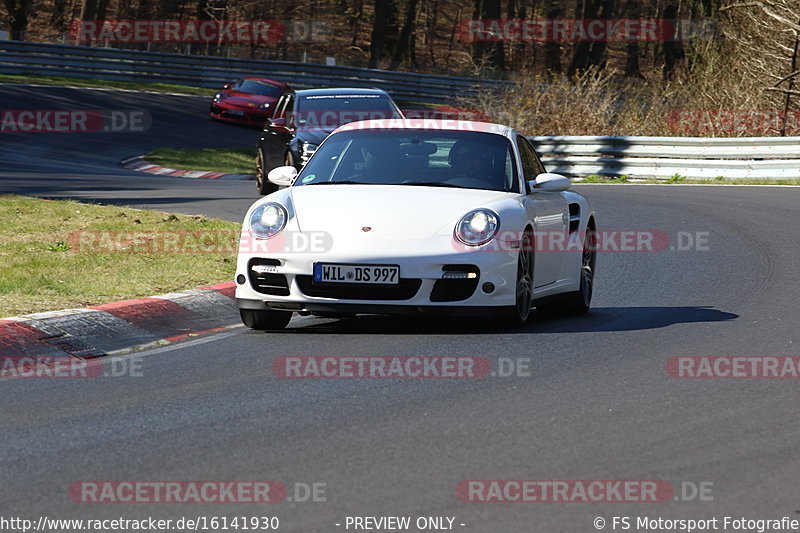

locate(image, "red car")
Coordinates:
209 77 291 127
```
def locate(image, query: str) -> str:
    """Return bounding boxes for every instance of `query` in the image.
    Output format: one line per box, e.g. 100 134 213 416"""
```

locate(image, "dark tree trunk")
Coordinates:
568 0 616 75
369 0 399 69
347 0 365 47
624 0 643 78
4 0 34 40
471 0 505 71
81 0 98 21
96 0 109 20
389 0 419 70
544 0 562 74
51 0 68 30
662 4 684 81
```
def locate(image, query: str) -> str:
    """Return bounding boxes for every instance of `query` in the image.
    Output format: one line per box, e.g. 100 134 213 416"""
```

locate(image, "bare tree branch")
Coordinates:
720 1 800 32
766 87 800 95
774 69 800 86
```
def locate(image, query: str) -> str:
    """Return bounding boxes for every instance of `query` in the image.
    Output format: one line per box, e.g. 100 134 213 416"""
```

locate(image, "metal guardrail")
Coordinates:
529 136 800 180
0 42 795 179
0 41 512 103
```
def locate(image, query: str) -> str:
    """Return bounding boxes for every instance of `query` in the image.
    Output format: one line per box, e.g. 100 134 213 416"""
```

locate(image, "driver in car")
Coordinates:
448 140 503 189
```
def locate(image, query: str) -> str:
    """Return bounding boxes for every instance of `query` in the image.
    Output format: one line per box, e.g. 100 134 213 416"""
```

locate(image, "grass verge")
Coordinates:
0 74 215 96
0 194 240 317
146 147 255 174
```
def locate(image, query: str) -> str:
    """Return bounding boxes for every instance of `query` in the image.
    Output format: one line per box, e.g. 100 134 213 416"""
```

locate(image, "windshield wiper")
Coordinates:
401 181 466 189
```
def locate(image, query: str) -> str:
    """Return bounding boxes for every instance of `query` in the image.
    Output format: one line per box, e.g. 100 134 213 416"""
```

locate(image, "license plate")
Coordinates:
313 263 399 285
226 109 245 116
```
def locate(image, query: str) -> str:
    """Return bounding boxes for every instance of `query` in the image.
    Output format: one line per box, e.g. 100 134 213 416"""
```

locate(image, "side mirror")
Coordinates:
528 172 570 193
267 165 297 186
222 83 232 89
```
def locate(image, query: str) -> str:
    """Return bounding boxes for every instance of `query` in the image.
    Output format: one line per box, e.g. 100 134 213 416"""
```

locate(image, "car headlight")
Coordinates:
258 102 271 110
455 209 500 246
249 203 287 239
213 92 224 102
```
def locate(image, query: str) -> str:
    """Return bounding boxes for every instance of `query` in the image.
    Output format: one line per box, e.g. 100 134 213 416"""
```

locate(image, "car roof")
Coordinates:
294 88 391 97
334 119 512 136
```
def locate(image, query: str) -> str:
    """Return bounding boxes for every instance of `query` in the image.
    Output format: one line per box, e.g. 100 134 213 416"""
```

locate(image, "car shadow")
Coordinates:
273 306 738 335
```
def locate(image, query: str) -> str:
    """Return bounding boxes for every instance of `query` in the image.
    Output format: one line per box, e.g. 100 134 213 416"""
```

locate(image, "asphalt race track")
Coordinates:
2 85 799 532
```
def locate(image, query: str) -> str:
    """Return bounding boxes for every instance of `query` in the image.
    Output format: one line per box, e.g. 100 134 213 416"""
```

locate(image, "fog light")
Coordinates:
482 282 495 293
236 274 246 284
442 271 478 279
252 264 278 274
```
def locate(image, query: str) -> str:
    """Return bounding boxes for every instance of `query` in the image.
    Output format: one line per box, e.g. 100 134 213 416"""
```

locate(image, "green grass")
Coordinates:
0 74 215 96
578 174 631 183
0 195 240 317
146 147 255 174
575 175 800 186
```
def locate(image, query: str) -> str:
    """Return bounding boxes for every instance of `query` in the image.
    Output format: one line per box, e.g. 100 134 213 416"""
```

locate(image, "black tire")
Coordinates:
240 308 292 330
537 226 596 315
503 231 534 327
256 148 278 195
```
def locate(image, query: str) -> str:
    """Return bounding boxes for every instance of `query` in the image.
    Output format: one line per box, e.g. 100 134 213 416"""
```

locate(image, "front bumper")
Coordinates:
210 104 268 125
234 236 519 316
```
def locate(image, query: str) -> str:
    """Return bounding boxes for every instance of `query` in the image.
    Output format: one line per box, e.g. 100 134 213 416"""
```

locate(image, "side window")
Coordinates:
273 95 287 119
525 137 547 175
517 135 544 181
284 94 296 127
273 94 291 118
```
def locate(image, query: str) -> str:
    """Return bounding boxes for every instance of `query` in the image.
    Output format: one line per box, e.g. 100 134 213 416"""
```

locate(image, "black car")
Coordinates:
255 88 404 194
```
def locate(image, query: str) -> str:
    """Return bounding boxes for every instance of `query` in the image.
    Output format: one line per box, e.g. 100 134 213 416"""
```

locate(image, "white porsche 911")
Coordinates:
235 119 596 330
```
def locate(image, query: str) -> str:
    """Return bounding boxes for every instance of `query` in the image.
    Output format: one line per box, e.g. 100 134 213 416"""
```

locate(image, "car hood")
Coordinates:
295 126 337 145
289 185 513 239
221 91 276 108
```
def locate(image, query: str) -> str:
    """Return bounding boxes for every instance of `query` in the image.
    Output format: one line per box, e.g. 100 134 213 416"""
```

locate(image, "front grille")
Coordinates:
569 203 581 233
296 276 421 300
430 265 480 302
249 259 290 296
222 111 248 121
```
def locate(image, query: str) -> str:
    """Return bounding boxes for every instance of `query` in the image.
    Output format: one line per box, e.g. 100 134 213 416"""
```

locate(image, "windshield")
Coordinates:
295 130 519 193
293 94 402 129
237 80 282 97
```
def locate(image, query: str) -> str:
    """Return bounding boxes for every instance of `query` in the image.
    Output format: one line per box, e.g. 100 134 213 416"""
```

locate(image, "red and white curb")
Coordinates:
0 281 239 361
121 155 254 180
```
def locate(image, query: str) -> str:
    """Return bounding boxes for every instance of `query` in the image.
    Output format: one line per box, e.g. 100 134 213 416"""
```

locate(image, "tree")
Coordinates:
389 0 419 70
369 0 399 68
719 0 800 135
4 0 35 40
471 0 504 72
661 4 684 81
623 0 644 78
544 0 563 74
568 0 617 76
